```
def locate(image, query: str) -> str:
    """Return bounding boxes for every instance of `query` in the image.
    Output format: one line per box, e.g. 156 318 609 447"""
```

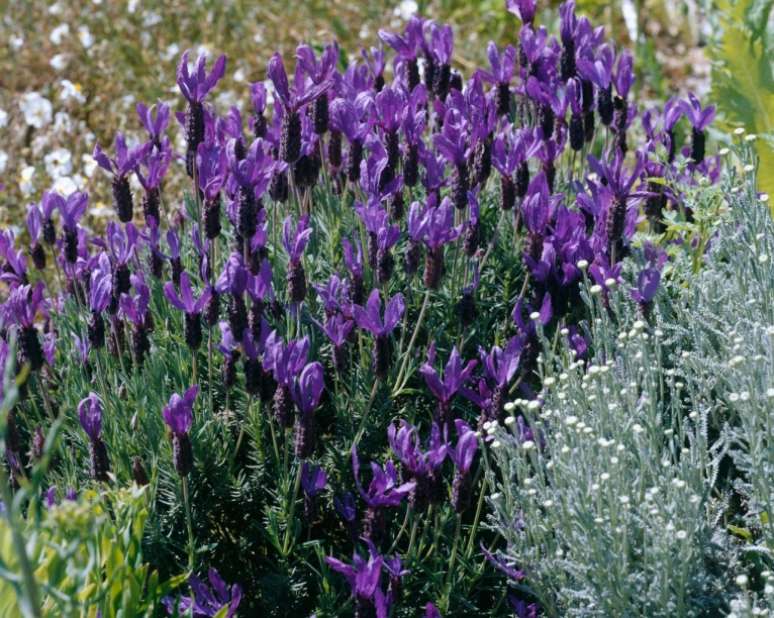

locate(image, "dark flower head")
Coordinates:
613 50 634 99
78 392 103 442
162 385 198 436
176 51 227 103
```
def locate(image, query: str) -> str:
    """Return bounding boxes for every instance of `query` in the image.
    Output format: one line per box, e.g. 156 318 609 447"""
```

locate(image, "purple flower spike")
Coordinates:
352 445 416 510
291 361 325 416
162 385 198 436
177 51 227 103
78 393 103 442
450 419 478 476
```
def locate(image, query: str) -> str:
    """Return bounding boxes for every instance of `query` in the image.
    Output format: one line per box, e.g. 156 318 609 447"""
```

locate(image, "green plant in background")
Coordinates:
710 0 774 199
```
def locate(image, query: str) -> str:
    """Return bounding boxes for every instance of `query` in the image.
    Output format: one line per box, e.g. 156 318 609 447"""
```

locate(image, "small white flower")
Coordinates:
504 416 516 426
766 387 774 399
675 530 687 540
44 147 73 178
78 26 94 48
491 440 502 449
744 134 757 142
604 277 617 288
504 401 515 412
0 150 7 174
577 259 589 270
736 574 749 587
542 499 553 508
672 478 686 489
52 176 78 195
610 456 619 465
760 193 770 203
760 254 770 263
529 311 541 321
600 472 610 481
393 0 419 20
619 495 630 505
50 54 68 72
50 23 70 45
10 36 24 50
718 147 730 156
560 327 569 336
0 109 7 128
565 415 578 426
19 92 53 128
744 164 755 173
59 80 85 104
590 284 603 295
527 399 541 411
729 392 740 402
19 165 36 195
521 440 535 451
734 127 745 135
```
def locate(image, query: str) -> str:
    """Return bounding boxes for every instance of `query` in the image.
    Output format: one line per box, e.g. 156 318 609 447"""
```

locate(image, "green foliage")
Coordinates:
0 485 184 617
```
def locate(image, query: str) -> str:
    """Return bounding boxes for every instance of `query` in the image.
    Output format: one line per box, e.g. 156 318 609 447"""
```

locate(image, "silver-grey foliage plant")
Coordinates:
487 146 774 617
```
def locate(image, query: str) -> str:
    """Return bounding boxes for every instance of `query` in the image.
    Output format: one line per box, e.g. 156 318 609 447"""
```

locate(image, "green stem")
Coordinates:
282 463 303 557
0 468 41 617
465 470 487 559
354 380 380 444
393 290 431 393
181 475 195 571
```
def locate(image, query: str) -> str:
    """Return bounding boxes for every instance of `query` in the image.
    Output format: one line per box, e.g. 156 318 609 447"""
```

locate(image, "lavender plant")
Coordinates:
0 1 724 615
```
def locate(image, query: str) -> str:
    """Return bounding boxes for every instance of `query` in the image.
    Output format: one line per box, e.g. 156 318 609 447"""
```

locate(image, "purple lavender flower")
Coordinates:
291 361 325 458
164 568 241 618
352 445 415 541
320 313 354 374
282 215 312 303
506 0 537 24
5 282 47 371
429 23 454 99
577 44 615 126
164 272 212 350
264 333 310 426
420 344 477 427
162 385 198 476
297 42 338 134
426 603 443 618
93 134 149 222
475 336 523 423
325 544 384 616
433 110 469 210
26 205 45 270
418 197 462 289
78 393 110 482
352 289 405 379
136 145 171 224
119 272 152 365
680 92 715 163
478 42 517 116
44 191 88 263
449 419 478 512
268 52 331 163
388 421 447 510
197 141 227 239
300 461 327 520
136 101 170 148
177 50 226 175
342 236 366 305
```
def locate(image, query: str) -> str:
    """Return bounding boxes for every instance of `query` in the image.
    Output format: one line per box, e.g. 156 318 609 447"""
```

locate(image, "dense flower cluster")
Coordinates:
0 0 719 614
